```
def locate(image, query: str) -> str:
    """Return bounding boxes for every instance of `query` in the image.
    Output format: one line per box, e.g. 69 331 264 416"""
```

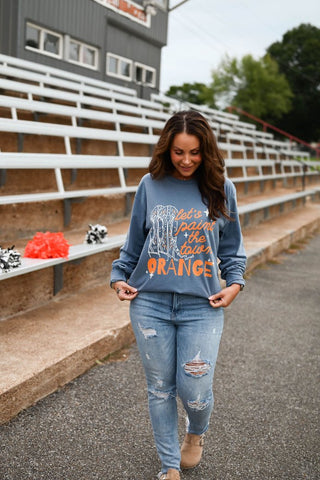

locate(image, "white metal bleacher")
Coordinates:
0 153 150 205
1 54 310 162
0 95 315 205
0 54 318 294
0 54 166 113
0 90 280 212
0 232 127 296
0 95 166 131
0 77 170 122
225 158 319 195
0 56 309 162
0 153 317 205
0 94 316 210
152 93 310 161
0 53 136 97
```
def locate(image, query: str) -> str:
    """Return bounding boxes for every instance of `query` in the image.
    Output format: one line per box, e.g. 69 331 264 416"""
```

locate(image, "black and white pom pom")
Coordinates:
0 245 22 273
85 224 108 244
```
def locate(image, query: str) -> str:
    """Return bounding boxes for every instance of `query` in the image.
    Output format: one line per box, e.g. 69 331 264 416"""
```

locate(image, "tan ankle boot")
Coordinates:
157 468 180 479
180 433 205 469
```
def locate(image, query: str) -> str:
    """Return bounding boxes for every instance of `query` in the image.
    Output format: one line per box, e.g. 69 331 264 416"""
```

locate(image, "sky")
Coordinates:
160 0 320 93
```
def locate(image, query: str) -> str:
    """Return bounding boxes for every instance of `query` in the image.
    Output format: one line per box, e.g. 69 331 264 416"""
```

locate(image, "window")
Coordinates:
83 46 96 67
68 39 98 70
43 32 61 55
134 62 156 87
25 23 99 70
25 24 39 49
108 56 118 74
25 23 62 58
106 55 156 86
69 41 80 62
145 68 155 85
106 53 132 80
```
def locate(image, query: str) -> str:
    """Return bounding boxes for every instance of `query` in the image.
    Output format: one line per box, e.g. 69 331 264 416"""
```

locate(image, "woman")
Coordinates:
110 110 246 480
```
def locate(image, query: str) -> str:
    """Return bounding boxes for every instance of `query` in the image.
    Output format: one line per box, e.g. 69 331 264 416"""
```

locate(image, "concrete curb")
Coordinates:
246 215 320 273
0 323 135 424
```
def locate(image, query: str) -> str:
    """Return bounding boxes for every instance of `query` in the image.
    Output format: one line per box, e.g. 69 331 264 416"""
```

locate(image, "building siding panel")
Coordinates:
0 0 19 56
1 0 168 97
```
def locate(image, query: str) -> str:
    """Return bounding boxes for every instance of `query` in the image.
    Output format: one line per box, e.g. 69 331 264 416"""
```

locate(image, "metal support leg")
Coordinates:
63 199 72 227
70 135 82 184
70 168 78 184
0 169 6 187
302 164 307 191
63 197 85 227
54 264 64 296
259 180 264 193
18 133 24 152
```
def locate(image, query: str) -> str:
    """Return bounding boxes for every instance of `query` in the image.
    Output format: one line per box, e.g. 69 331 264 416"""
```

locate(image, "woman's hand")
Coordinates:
208 284 241 308
112 281 138 302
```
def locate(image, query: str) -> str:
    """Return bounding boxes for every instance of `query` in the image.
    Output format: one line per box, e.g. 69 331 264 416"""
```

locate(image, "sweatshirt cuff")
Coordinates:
226 277 245 288
109 272 127 288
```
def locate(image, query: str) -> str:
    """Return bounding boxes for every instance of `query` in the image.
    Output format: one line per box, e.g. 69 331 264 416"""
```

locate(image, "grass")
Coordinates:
97 345 132 365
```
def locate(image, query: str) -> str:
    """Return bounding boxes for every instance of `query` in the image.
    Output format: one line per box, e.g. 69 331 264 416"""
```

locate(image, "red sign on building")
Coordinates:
93 0 149 26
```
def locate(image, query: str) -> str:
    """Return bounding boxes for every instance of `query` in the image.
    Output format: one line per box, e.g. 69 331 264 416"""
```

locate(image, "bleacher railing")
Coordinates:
227 105 320 158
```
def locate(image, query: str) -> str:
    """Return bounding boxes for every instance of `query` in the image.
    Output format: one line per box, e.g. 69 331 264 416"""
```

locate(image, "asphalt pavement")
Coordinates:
1 233 319 480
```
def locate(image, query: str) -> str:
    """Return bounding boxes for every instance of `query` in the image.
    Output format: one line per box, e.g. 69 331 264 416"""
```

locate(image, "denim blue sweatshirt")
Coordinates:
110 174 246 298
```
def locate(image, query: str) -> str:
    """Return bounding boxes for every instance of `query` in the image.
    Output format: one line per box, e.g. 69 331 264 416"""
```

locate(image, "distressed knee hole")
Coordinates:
187 394 209 411
184 351 211 377
138 323 157 339
149 387 173 401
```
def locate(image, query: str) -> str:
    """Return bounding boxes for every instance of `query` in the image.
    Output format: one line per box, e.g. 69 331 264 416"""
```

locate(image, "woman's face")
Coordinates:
170 132 202 180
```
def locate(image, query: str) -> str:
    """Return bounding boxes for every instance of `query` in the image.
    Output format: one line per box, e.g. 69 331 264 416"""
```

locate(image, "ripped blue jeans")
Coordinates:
130 291 224 473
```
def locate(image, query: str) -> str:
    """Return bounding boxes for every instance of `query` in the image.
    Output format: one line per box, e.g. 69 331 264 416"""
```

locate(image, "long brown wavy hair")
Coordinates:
149 110 230 220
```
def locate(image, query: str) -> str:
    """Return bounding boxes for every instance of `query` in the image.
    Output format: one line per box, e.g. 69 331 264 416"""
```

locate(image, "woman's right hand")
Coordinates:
112 281 138 302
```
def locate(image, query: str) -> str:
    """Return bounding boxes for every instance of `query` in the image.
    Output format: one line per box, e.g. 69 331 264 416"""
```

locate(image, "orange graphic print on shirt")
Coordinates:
147 205 216 279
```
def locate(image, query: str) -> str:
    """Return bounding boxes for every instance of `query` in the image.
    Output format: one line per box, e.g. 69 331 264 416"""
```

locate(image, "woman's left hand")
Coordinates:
208 284 241 308
112 280 138 302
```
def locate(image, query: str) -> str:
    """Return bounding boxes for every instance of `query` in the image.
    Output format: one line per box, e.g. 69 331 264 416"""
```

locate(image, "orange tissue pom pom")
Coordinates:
24 232 70 259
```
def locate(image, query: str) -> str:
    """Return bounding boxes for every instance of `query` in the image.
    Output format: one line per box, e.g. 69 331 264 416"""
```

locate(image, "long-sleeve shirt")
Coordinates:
110 174 247 299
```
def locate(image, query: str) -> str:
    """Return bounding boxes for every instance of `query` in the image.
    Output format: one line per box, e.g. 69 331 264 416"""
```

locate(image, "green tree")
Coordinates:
165 82 216 108
210 53 293 125
267 23 320 141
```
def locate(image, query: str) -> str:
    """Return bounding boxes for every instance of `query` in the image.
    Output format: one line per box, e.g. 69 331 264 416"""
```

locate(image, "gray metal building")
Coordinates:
0 0 169 98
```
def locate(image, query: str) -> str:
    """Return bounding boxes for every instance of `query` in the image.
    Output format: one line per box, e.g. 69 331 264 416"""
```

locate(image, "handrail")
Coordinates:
227 106 320 158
